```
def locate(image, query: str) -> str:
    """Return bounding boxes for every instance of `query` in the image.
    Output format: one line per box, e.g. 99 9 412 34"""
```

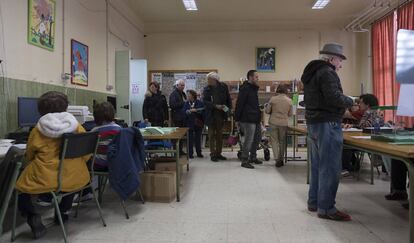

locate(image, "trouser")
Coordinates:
269 125 287 162
249 123 261 160
188 127 202 156
18 193 75 216
208 118 224 157
172 119 185 152
307 122 343 215
239 122 259 162
391 159 408 193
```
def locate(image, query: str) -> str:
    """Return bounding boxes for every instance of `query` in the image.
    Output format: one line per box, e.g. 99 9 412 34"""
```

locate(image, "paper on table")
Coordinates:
342 128 362 132
397 83 414 116
351 136 371 139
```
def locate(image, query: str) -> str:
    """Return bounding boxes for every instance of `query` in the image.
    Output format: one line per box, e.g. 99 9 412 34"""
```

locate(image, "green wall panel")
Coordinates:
0 78 115 137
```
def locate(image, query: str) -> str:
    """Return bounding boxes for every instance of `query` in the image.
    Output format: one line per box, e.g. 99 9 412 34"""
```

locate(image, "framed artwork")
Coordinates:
28 0 56 51
256 47 276 72
71 39 89 86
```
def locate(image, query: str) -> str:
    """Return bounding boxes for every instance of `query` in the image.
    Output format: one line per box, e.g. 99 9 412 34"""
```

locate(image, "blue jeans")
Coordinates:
239 122 259 162
307 122 343 215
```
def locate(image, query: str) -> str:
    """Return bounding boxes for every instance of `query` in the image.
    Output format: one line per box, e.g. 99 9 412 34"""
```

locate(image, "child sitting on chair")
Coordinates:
76 102 121 202
15 91 90 239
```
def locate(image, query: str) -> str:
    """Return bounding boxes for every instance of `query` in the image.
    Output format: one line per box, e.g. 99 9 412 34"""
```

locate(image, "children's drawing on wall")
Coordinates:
256 47 276 72
71 39 89 86
28 0 56 51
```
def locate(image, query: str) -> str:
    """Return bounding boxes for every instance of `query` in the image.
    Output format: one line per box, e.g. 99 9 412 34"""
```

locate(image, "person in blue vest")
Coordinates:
183 89 205 159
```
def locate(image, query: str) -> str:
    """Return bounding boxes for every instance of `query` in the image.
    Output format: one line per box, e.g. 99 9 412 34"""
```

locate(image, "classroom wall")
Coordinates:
145 29 363 96
0 0 145 136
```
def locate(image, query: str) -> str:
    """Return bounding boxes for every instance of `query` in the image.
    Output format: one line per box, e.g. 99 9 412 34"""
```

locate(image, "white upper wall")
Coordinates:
146 29 362 96
0 0 145 94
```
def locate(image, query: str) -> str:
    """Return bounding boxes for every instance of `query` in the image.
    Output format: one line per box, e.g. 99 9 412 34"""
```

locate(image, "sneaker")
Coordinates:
241 162 254 169
275 160 284 167
385 192 408 201
27 214 47 239
36 198 52 207
341 170 351 178
211 156 219 162
250 158 263 164
197 153 204 158
217 154 227 160
318 210 351 221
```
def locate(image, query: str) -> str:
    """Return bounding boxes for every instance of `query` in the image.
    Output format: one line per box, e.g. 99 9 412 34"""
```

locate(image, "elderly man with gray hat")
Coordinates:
301 43 353 221
202 72 232 162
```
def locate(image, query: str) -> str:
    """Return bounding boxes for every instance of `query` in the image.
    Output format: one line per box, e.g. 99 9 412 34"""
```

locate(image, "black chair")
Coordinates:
0 147 24 237
11 131 106 243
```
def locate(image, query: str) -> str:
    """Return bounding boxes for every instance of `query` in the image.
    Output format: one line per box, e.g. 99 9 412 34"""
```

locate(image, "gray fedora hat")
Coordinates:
319 43 346 60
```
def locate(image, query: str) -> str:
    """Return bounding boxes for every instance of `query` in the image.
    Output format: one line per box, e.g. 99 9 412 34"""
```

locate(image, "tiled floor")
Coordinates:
1 149 409 243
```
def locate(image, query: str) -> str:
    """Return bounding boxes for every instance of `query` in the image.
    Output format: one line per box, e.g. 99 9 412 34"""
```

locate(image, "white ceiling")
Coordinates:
125 0 396 32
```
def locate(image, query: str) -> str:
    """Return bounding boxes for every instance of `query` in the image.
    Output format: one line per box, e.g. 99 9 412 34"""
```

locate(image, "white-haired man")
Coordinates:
202 72 232 162
169 79 187 155
301 43 353 221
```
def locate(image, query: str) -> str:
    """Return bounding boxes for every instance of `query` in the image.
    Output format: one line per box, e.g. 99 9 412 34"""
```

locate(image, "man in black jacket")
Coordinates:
169 79 187 155
202 72 232 162
235 70 261 169
302 43 353 221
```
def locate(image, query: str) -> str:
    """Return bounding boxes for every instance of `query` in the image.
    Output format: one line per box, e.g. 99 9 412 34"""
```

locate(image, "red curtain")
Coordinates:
372 13 396 122
396 1 414 127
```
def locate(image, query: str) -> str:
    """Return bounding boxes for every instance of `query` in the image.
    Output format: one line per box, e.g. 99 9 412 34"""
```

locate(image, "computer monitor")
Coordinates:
18 97 41 128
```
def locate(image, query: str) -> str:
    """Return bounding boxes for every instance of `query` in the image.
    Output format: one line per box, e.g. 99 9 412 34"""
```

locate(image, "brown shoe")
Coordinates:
318 210 351 221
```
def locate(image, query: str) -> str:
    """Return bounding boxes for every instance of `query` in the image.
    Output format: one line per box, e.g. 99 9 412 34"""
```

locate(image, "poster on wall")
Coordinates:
71 39 89 86
256 47 276 72
28 0 56 51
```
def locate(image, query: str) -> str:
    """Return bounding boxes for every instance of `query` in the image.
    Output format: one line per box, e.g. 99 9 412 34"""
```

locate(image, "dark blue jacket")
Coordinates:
169 88 187 123
182 99 204 129
107 127 145 200
235 81 261 123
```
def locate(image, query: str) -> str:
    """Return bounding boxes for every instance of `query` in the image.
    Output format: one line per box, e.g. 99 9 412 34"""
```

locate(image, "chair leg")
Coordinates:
121 201 130 219
90 186 107 227
11 191 18 242
370 156 374 185
51 192 68 243
137 189 145 204
75 190 83 218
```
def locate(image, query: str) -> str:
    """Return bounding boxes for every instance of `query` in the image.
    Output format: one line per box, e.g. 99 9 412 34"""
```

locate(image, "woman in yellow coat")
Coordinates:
15 91 90 239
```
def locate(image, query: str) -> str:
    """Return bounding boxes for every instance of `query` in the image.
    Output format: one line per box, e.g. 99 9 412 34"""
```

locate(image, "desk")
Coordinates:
288 126 414 243
142 128 189 202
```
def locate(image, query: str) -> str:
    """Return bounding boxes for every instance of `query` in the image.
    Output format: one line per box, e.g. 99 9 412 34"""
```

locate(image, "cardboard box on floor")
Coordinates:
154 157 188 174
140 171 176 203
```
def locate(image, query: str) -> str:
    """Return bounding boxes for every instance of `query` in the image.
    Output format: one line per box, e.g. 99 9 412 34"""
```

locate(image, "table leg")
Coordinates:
402 159 414 243
187 130 189 171
176 140 180 202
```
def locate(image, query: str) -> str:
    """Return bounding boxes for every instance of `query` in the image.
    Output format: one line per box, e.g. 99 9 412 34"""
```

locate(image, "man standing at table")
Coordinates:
301 43 353 221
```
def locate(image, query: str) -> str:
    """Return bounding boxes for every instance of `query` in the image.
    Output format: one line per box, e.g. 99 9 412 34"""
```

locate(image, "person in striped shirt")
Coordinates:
92 102 122 170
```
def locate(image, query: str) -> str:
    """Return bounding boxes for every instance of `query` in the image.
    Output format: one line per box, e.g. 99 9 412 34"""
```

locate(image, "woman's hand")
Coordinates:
190 108 197 113
342 123 353 129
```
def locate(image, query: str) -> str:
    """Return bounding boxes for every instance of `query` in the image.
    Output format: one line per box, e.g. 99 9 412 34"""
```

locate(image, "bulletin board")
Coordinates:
148 69 217 96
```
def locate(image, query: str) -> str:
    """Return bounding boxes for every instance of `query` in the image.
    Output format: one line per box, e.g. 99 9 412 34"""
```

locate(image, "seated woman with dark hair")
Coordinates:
16 91 90 239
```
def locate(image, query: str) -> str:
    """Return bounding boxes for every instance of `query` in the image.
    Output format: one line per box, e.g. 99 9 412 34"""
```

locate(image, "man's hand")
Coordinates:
190 108 197 113
144 119 149 123
342 123 353 129
215 104 224 110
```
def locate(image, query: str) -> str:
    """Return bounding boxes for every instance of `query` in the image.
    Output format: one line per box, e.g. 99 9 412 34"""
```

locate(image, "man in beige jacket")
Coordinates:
265 85 293 167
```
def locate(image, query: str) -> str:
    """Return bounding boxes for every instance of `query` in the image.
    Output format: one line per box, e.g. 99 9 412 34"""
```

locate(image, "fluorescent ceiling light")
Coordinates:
182 0 198 11
312 0 330 9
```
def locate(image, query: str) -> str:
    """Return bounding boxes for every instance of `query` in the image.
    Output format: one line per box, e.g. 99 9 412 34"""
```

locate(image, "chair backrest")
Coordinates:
0 146 23 235
57 131 100 192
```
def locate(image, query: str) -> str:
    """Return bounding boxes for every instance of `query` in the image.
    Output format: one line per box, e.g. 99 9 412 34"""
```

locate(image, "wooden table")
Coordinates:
288 126 414 243
142 127 189 202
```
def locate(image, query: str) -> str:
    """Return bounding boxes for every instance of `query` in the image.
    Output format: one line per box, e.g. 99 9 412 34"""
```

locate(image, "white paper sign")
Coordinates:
397 83 414 116
131 83 139 94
